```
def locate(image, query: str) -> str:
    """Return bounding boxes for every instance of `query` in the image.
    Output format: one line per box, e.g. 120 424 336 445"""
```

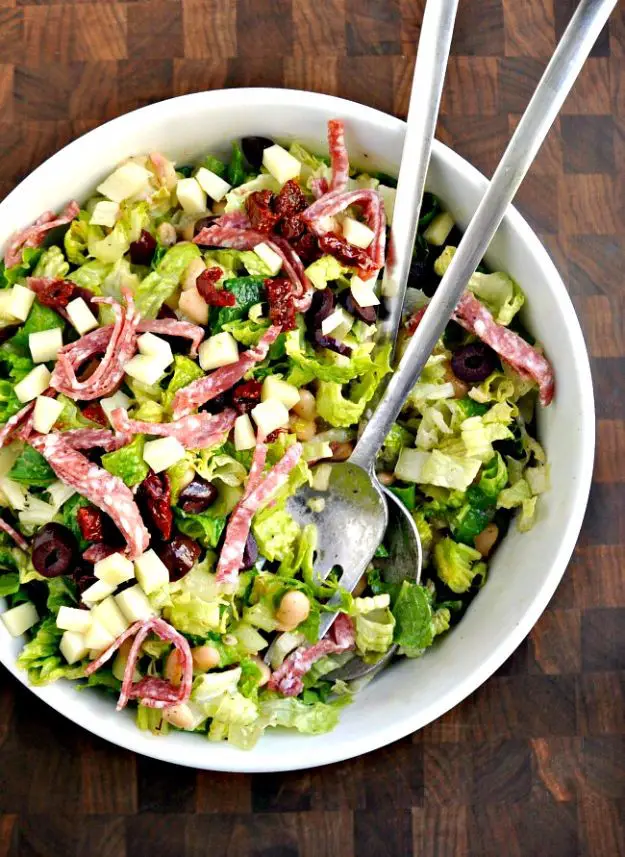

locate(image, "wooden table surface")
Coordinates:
0 1 624 855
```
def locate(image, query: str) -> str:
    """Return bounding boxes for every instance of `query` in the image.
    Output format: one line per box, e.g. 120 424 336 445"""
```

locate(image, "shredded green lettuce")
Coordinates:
174 507 226 548
16 616 85 686
32 245 69 280
135 242 201 319
433 537 482 593
101 435 148 487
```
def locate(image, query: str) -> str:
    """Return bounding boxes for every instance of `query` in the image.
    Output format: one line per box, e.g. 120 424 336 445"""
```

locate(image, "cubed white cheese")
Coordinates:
14 365 52 403
115 584 156 624
178 286 209 325
84 619 115 652
97 162 152 203
8 285 36 322
199 332 240 371
378 184 396 224
1 602 39 637
261 375 300 409
316 215 340 234
33 396 64 434
350 275 380 308
90 200 120 228
342 216 375 249
29 328 63 363
251 399 289 436
143 436 185 473
0 476 27 510
234 413 256 451
253 242 283 276
94 551 135 586
0 291 18 323
56 606 92 634
134 549 169 595
91 596 130 638
101 390 132 425
66 297 98 335
59 630 88 664
81 579 116 605
137 332 173 368
195 167 231 202
124 354 167 386
176 177 207 215
321 307 352 336
262 144 301 184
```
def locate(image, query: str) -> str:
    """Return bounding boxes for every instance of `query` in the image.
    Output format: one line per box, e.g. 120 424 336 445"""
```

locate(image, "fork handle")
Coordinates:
350 0 617 474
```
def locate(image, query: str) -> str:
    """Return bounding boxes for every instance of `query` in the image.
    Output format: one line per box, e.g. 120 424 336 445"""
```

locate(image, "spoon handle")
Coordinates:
350 0 617 474
377 0 459 357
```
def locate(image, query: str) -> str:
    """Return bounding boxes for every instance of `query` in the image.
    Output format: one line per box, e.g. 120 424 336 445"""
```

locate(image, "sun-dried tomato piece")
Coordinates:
232 379 262 415
318 233 376 270
138 470 173 541
77 506 105 543
81 402 108 427
246 190 279 233
276 212 305 242
35 279 76 310
291 230 321 265
274 180 307 219
265 277 297 331
196 267 236 307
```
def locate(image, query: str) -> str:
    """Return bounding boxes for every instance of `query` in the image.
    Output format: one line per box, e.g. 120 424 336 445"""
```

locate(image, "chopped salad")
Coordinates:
0 121 554 747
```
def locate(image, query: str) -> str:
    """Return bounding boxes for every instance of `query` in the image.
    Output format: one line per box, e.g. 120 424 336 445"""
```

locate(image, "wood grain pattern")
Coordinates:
0 1 624 855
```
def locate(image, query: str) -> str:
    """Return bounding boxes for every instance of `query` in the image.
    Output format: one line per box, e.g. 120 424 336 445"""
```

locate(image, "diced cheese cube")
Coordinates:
97 162 152 203
1 602 39 637
134 549 169 595
94 552 135 586
0 476 27 510
14 365 51 403
66 297 98 335
261 375 300 409
316 215 339 234
59 630 88 664
199 332 239 371
91 596 130 637
33 396 64 434
176 177 207 215
56 606 92 634
321 307 352 336
143 436 185 473
29 328 63 363
253 242 283 276
195 167 231 202
115 584 156 624
350 275 380 308
262 144 301 184
342 216 375 249
311 463 333 492
124 354 167 386
251 399 289 436
378 184 396 224
423 211 455 246
84 619 115 652
90 200 120 228
234 413 256 451
178 286 209 325
81 579 116 605
8 285 36 322
0 291 18 323
137 332 173 368
101 390 132 425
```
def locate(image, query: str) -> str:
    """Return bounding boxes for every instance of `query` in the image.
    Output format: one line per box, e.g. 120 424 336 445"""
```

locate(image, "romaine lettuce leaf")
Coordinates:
0 247 43 290
8 446 56 487
16 616 85 685
135 242 201 319
9 300 64 354
221 317 269 346
392 581 434 654
32 245 69 280
252 506 300 562
0 350 35 423
210 276 265 333
304 255 350 290
166 591 221 635
64 213 89 265
162 354 204 410
468 270 525 326
101 435 149 487
173 508 226 548
433 537 482 593
355 607 395 654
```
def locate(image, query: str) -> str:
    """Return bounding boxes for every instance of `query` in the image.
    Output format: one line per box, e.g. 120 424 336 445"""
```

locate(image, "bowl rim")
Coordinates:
0 88 595 772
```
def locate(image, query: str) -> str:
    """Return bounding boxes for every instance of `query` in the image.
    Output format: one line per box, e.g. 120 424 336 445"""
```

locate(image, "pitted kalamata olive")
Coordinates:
242 533 258 569
157 534 201 582
32 523 78 578
313 331 351 356
179 476 218 514
451 343 499 383
241 136 274 169
340 290 377 324
129 229 157 266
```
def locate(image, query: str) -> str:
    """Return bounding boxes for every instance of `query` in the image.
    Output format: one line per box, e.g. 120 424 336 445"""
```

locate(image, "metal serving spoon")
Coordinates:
288 0 616 657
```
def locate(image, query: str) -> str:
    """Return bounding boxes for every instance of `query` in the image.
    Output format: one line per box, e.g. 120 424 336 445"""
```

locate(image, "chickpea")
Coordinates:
474 523 499 557
276 590 311 632
180 221 196 242
378 471 395 486
353 576 367 597
191 644 220 672
289 415 316 442
157 221 177 247
252 656 271 687
164 648 183 686
182 257 206 291
292 389 317 421
330 441 354 462
162 703 196 731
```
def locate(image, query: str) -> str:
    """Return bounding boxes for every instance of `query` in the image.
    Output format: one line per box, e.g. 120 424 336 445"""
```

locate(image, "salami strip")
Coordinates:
452 292 555 406
61 428 133 452
0 402 36 448
327 119 349 193
29 432 150 558
137 318 205 357
171 325 282 419
310 177 329 199
109 407 236 450
212 211 253 230
268 613 356 696
4 201 80 268
0 517 29 552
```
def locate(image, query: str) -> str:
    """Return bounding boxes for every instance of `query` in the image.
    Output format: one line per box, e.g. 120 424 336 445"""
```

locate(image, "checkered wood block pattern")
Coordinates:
0 1 624 855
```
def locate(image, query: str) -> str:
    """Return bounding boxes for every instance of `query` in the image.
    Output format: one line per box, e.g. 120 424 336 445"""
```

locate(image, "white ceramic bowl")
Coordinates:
0 89 594 772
